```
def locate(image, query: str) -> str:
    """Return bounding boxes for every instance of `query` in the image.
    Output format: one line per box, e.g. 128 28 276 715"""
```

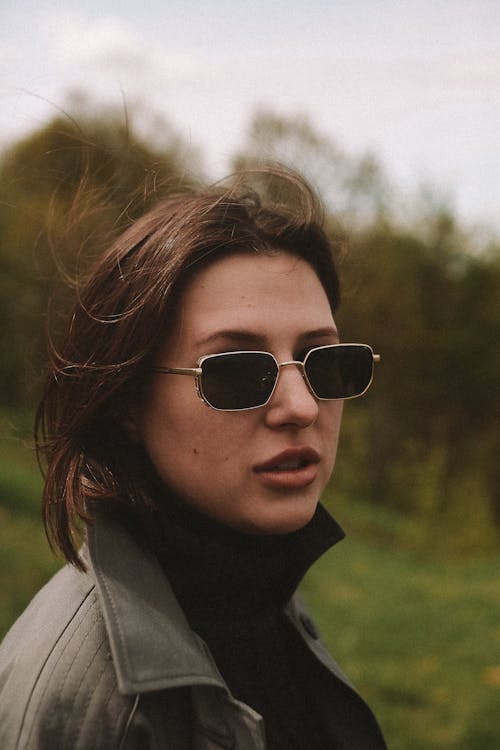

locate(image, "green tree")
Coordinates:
0 99 201 412
232 109 391 226
336 211 500 549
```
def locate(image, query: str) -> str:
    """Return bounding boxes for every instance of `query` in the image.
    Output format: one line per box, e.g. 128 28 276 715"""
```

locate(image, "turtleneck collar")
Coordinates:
154 492 344 625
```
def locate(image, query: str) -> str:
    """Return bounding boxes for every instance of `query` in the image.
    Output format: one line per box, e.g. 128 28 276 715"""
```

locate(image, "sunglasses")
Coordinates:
152 344 380 412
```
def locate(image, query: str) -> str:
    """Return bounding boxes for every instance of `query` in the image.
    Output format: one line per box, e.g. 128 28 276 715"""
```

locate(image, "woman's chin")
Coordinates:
235 499 319 537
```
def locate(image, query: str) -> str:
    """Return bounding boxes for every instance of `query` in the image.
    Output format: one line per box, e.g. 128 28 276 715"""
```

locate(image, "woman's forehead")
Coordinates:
163 252 336 354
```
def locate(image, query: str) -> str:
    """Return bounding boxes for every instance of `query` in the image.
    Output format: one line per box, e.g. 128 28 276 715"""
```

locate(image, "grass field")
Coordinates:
301 520 500 749
1 430 499 749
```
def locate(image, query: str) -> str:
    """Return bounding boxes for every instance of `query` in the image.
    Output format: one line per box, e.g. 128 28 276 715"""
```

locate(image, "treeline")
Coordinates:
1 102 499 552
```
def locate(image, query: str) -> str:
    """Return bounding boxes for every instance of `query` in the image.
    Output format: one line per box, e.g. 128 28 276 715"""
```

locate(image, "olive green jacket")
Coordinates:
0 516 386 749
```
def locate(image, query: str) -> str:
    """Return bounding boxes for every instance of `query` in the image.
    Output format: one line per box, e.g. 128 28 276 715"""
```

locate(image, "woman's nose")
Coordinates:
263 363 319 429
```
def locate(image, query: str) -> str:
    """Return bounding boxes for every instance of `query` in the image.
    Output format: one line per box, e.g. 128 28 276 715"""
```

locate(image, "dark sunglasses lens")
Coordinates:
201 352 278 410
306 345 373 399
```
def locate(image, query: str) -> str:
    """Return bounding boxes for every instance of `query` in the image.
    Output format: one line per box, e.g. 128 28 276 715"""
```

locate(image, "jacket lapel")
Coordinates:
87 516 226 696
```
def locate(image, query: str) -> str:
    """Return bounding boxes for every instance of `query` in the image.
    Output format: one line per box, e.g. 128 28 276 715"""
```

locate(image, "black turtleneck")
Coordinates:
154 494 347 749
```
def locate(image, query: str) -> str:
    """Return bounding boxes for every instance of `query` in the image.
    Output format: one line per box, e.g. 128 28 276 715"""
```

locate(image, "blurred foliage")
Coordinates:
333 216 500 548
0 97 200 410
232 109 391 226
1 101 500 553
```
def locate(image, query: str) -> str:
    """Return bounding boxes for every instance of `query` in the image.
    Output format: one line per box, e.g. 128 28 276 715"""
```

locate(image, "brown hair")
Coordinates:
35 169 342 567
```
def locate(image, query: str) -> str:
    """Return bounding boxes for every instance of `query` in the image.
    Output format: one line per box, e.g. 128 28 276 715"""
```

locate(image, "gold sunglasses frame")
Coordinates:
152 344 381 412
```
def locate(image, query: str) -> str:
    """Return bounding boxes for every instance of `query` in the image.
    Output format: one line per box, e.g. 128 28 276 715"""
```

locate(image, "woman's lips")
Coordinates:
253 448 320 489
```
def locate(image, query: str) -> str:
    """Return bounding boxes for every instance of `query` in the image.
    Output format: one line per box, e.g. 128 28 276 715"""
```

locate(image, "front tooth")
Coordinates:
276 462 300 470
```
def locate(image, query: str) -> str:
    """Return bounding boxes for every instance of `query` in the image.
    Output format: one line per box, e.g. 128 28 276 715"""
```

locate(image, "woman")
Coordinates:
0 170 386 749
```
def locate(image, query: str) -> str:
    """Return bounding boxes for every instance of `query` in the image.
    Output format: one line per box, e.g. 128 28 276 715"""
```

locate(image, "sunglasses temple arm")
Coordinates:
152 366 202 376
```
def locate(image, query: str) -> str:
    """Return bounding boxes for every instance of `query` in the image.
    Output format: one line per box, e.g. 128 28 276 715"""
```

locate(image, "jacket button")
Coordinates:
300 613 319 639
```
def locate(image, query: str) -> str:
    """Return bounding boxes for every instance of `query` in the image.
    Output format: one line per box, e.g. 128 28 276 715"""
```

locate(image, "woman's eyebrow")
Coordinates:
196 330 268 348
196 326 339 350
299 327 340 345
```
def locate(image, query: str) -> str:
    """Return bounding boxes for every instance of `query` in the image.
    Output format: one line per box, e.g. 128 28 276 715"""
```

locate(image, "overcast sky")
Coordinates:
1 0 499 230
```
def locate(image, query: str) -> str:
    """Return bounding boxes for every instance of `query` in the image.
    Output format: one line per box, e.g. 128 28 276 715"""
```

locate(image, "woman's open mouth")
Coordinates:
253 448 320 489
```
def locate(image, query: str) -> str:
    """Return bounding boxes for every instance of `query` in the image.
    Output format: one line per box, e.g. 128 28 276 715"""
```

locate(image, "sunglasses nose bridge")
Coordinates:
277 359 306 374
274 359 310 392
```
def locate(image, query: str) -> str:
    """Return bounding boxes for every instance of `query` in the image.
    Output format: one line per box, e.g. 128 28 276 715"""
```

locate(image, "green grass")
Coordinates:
0 426 62 636
300 493 500 749
1 430 500 749
0 508 61 636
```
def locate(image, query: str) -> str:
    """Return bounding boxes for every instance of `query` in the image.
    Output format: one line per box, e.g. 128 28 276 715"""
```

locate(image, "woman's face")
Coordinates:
138 252 343 535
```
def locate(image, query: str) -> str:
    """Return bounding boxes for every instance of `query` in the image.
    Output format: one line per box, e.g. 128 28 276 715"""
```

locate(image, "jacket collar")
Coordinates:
87 515 226 695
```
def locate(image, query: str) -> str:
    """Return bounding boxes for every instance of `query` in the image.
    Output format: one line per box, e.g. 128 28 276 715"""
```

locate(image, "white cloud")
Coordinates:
445 52 500 89
42 13 200 81
44 14 138 64
0 39 22 67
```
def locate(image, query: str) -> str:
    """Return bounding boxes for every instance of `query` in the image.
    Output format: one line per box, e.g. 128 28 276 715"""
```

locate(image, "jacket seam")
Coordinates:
72 640 110 748
118 694 140 750
95 570 133 681
20 583 96 750
45 595 102 742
